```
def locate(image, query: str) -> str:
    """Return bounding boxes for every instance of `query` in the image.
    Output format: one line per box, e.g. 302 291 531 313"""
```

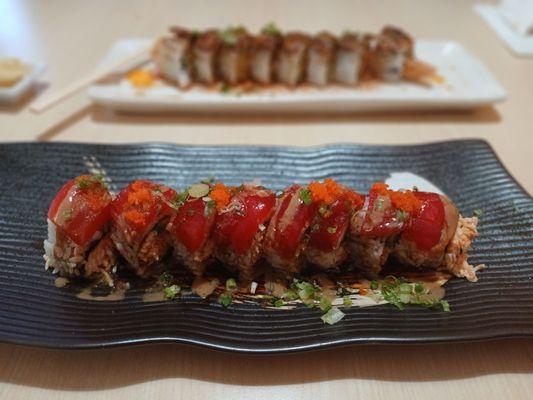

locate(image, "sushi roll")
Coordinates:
306 179 364 271
307 32 336 86
263 185 318 275
44 175 116 280
392 192 479 281
166 182 232 276
213 184 276 281
151 27 194 88
276 32 309 87
193 29 222 85
346 182 416 277
249 23 281 85
217 26 251 85
333 32 364 85
110 180 176 277
368 25 413 82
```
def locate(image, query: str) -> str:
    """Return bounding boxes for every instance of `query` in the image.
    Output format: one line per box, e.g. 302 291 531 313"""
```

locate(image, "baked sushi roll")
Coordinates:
217 26 251 85
167 182 231 276
263 185 318 275
192 29 222 85
110 180 176 277
152 27 194 88
276 32 309 87
333 32 364 85
306 180 364 271
368 25 413 82
249 23 281 85
213 184 276 281
307 32 336 86
44 175 116 280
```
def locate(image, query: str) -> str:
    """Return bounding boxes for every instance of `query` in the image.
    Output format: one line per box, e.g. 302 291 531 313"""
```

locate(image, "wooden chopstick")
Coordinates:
29 42 153 113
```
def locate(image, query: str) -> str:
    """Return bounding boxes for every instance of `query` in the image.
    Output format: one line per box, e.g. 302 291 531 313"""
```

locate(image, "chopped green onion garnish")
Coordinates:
225 278 238 291
164 284 180 300
343 296 352 307
262 21 280 36
299 189 313 205
370 281 378 290
319 297 332 312
321 307 345 325
218 293 232 308
188 183 210 198
327 226 337 234
274 299 284 308
473 208 483 217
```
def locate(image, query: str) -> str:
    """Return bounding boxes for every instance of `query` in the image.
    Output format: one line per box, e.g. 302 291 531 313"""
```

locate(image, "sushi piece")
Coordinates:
333 32 364 85
306 179 364 271
110 180 176 277
392 192 479 281
276 32 309 87
213 184 276 280
151 27 194 88
193 29 222 85
167 182 232 276
217 26 251 85
307 32 336 86
44 175 116 280
368 25 413 82
346 182 416 277
263 185 318 275
249 23 281 84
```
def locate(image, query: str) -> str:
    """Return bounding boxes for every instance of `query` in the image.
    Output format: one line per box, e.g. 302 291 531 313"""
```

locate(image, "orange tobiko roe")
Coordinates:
308 178 363 208
370 182 422 213
210 182 232 209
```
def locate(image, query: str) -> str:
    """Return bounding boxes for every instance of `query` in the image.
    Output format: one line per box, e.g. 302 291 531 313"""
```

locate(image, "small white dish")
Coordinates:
0 61 46 104
88 38 506 113
475 4 533 57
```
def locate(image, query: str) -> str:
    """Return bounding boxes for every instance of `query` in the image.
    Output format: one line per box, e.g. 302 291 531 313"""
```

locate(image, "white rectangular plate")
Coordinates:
475 4 533 57
88 38 506 113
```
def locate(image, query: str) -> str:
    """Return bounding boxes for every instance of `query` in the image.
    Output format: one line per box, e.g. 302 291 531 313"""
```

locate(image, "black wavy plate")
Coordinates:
0 140 532 353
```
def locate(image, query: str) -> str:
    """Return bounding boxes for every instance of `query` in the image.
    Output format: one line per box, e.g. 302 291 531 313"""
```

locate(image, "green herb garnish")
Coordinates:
473 208 483 217
321 307 345 325
218 293 232 308
327 226 337 234
225 278 238 291
299 189 313 205
204 200 216 217
164 284 180 300
343 296 352 307
274 299 285 308
220 82 231 94
262 22 281 36
370 281 378 290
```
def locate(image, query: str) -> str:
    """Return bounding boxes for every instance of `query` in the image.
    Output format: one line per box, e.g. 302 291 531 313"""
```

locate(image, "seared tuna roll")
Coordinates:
218 26 251 85
368 25 413 82
263 185 317 275
392 192 479 281
193 29 222 85
44 175 116 280
276 32 309 87
110 180 176 277
306 179 364 271
346 182 417 277
249 23 281 84
307 32 336 86
167 182 231 276
333 32 364 85
152 27 194 88
214 184 276 280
